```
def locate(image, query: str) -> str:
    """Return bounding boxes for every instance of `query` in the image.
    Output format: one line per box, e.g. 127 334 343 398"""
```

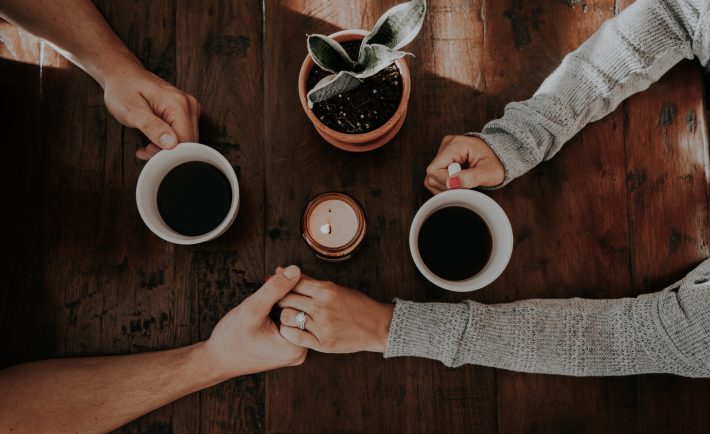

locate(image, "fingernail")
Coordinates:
282 265 299 280
264 275 271 283
448 176 461 189
160 134 177 149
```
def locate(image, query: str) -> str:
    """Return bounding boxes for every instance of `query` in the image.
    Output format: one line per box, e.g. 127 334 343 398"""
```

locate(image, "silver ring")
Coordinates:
296 311 307 330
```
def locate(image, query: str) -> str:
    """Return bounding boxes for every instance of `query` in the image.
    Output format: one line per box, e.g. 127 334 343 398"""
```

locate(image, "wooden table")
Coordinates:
2 1 710 433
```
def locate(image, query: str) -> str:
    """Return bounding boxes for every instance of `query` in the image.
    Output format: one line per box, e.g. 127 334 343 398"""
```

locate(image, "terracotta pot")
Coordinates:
298 29 412 152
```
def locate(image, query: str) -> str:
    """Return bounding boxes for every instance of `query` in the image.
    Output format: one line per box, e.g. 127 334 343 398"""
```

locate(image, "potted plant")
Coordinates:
298 0 427 152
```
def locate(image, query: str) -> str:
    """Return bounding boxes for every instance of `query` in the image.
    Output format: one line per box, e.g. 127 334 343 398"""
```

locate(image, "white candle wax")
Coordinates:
307 199 359 249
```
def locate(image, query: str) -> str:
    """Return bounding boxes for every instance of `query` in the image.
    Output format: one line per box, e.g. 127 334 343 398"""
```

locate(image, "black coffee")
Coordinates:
417 206 492 281
157 162 232 236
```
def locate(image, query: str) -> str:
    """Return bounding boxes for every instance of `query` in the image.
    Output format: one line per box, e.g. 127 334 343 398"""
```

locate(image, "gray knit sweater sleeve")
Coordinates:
474 0 710 186
385 259 710 377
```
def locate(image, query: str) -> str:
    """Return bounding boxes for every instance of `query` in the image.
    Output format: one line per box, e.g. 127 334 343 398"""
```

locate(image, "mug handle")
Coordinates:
448 162 462 177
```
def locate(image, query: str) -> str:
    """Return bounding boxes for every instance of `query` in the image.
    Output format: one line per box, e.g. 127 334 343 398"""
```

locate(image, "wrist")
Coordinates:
368 302 394 353
188 341 235 386
87 48 145 88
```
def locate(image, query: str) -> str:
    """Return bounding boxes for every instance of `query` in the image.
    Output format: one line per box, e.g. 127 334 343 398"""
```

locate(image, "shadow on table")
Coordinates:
0 57 43 368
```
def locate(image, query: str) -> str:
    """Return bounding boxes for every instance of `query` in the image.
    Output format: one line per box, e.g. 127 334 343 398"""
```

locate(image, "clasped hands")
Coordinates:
199 265 395 380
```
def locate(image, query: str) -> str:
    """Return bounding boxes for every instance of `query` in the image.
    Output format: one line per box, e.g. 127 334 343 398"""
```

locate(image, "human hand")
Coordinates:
277 274 394 354
102 65 200 160
424 135 505 194
200 265 308 379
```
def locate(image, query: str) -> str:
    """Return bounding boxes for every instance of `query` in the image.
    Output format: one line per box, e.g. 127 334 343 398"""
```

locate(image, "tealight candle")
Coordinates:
302 192 367 261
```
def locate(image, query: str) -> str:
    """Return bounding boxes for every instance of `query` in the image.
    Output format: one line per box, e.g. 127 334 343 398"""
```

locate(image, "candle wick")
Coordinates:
320 223 332 234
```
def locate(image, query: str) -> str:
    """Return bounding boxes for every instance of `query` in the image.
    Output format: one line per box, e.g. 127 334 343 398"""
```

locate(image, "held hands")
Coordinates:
200 265 307 379
276 272 394 354
424 135 505 194
102 65 200 160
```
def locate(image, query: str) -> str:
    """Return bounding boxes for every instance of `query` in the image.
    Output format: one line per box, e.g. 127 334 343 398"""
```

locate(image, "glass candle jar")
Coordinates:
301 192 367 261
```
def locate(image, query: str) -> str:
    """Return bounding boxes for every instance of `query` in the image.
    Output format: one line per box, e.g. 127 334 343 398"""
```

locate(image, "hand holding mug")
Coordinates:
277 274 394 354
424 135 504 194
102 64 201 161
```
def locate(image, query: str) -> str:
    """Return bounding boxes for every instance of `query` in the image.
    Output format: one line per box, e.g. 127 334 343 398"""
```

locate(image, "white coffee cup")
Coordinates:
136 142 240 245
409 188 514 292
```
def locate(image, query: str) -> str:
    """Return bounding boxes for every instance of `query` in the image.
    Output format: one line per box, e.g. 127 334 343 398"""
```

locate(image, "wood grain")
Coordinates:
0 23 41 369
623 61 710 434
32 1 201 432
176 0 267 432
481 1 640 432
1 0 709 432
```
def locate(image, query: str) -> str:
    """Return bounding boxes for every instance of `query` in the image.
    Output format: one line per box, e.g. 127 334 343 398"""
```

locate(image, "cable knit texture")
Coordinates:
473 0 710 186
386 259 710 377
385 0 710 377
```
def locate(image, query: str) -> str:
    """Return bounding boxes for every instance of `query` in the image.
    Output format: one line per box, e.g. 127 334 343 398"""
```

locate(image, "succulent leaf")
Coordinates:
306 71 362 108
362 0 426 51
307 34 356 73
355 44 411 79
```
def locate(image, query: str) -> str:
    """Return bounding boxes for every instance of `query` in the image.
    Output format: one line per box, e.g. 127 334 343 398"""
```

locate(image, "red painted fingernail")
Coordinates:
448 176 461 189
264 275 271 283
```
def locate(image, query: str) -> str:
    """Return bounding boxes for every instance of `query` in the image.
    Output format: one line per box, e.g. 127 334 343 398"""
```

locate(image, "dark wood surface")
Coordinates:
2 1 709 433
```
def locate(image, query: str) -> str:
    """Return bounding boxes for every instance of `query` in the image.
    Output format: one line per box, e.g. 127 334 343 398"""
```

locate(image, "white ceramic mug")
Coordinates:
136 142 240 245
409 189 514 292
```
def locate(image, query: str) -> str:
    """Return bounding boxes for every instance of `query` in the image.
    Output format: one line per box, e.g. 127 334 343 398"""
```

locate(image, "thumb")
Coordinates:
249 265 301 314
447 167 490 189
135 109 179 150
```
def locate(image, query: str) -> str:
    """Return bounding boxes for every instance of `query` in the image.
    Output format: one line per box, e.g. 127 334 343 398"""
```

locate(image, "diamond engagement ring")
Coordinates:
296 311 307 330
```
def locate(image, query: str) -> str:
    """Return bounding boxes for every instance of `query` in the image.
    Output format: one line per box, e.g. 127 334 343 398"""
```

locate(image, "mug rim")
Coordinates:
136 142 240 245
409 190 513 292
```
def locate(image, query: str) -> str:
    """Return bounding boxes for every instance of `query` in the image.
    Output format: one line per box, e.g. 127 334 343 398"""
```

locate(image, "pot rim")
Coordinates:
298 29 412 144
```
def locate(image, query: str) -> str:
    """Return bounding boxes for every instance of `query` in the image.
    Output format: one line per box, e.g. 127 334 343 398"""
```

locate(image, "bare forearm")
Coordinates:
0 343 226 433
0 0 142 86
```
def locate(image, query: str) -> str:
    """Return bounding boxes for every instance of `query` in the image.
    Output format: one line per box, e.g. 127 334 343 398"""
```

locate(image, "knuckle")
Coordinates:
135 116 157 132
319 286 336 302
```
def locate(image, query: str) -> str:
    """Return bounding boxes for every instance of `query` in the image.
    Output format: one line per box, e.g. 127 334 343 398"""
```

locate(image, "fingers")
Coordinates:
277 293 314 313
448 165 501 189
248 265 301 314
133 108 179 151
164 96 197 143
425 136 462 192
280 325 320 350
425 135 506 192
424 175 446 194
136 143 162 161
429 145 458 172
136 94 200 160
447 168 479 189
280 308 317 332
276 266 314 279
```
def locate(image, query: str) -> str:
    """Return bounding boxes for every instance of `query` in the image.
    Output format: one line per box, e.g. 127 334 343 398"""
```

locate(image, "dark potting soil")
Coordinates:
306 40 403 134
